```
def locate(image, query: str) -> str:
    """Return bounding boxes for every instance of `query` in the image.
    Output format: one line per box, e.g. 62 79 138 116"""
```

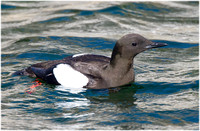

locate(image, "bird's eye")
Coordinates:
132 42 137 46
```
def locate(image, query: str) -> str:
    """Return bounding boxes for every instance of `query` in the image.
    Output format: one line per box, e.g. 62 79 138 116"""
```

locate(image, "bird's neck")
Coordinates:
109 54 134 75
108 42 134 75
103 54 135 87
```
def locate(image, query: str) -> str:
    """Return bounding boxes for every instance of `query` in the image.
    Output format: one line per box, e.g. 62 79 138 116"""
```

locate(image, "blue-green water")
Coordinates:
1 1 199 130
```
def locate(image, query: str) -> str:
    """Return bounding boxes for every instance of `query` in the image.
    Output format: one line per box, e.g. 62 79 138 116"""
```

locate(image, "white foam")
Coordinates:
53 64 89 89
55 85 86 94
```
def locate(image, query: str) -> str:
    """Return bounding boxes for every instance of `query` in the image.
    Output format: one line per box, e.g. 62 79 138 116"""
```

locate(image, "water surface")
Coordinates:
1 1 199 130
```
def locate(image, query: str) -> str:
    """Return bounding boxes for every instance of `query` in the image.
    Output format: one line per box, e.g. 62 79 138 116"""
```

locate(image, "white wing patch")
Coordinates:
72 53 89 58
53 64 89 89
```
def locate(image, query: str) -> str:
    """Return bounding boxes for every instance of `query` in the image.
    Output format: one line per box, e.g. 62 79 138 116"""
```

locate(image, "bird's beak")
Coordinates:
146 42 168 49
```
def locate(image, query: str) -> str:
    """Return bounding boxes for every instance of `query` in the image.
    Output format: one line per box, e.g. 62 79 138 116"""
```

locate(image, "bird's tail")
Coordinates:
12 67 36 77
12 69 26 76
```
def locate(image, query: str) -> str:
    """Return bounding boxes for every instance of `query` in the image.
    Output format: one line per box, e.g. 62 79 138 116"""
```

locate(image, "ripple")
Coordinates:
1 1 199 130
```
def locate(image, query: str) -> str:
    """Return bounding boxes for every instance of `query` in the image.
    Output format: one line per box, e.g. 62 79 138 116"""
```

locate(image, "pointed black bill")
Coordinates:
146 42 168 49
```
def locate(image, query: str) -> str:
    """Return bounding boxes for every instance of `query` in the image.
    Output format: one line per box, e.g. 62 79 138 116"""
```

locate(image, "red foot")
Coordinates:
25 79 42 94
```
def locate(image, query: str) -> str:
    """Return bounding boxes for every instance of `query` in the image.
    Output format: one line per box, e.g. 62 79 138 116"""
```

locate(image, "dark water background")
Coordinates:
1 1 199 130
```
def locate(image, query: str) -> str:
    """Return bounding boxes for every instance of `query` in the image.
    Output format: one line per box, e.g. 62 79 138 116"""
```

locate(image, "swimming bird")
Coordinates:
13 33 167 89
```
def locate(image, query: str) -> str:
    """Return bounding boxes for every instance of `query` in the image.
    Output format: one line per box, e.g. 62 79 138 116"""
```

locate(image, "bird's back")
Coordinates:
13 54 111 89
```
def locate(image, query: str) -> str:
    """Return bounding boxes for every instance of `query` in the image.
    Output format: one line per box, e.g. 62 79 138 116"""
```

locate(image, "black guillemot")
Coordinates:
13 33 167 89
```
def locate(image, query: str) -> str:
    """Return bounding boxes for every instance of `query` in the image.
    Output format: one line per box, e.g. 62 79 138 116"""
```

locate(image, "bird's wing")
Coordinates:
28 54 110 86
